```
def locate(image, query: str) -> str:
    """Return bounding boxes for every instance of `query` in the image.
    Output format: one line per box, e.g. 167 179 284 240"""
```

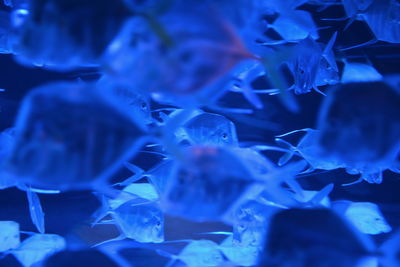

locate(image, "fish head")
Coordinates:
135 204 164 243
184 113 238 146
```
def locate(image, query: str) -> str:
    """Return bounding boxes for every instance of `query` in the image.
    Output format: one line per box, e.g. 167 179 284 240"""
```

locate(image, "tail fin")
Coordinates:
26 188 45 234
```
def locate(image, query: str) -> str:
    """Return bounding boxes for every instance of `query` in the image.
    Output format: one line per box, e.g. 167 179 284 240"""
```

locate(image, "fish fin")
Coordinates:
285 176 305 198
115 162 146 187
320 17 349 21
209 104 254 114
342 177 364 186
274 138 297 166
343 17 356 31
324 32 338 54
92 234 125 248
252 88 281 95
19 231 36 235
339 38 377 51
156 250 177 267
299 166 316 174
26 188 45 234
95 219 116 225
251 144 292 154
195 231 232 236
276 128 314 137
91 192 113 226
309 183 333 205
278 150 295 166
322 32 338 71
239 83 264 109
28 188 60 194
312 85 327 96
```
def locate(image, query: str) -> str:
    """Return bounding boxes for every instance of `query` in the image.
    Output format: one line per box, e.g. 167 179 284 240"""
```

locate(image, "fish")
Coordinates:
11 0 132 69
176 112 239 147
231 200 280 247
12 233 66 267
159 146 257 222
158 239 225 267
267 10 319 41
97 77 153 125
0 221 20 252
93 194 164 244
219 235 260 267
258 208 376 266
339 0 400 50
332 201 392 235
3 81 148 191
341 61 383 83
111 198 164 243
317 81 400 183
288 33 339 94
105 2 257 108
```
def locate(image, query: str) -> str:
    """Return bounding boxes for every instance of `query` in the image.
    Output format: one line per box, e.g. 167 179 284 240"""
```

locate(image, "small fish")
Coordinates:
219 235 260 267
267 10 319 41
12 233 66 267
333 201 392 235
0 221 20 252
290 33 338 94
176 112 239 147
231 200 280 247
158 239 225 267
95 197 164 244
341 61 383 83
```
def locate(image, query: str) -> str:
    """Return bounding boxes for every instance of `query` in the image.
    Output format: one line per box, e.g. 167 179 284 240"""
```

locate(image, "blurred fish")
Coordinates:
9 0 132 69
2 81 148 191
219 235 260 267
12 233 66 267
340 0 400 50
158 239 224 267
0 221 20 252
341 61 383 83
258 209 375 266
317 81 400 184
332 201 392 235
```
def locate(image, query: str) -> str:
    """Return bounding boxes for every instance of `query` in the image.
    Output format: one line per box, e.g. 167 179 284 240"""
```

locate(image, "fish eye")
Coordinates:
222 133 228 139
141 102 147 110
156 221 161 226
